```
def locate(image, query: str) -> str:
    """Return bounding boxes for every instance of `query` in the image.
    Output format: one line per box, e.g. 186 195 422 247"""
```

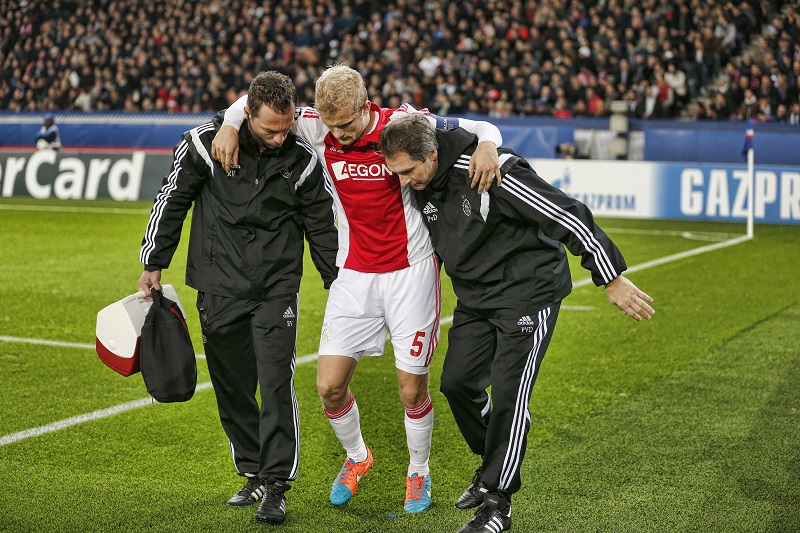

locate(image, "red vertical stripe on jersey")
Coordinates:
425 254 441 366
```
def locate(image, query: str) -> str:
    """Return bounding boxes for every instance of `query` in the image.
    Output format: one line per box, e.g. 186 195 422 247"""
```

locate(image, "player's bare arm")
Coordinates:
604 275 655 321
211 125 240 174
469 141 501 194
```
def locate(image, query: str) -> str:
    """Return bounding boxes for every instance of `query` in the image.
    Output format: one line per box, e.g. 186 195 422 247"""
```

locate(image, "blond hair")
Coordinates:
314 64 368 117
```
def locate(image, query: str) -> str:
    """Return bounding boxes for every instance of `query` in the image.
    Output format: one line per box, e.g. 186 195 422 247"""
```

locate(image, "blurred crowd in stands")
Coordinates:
1 0 798 123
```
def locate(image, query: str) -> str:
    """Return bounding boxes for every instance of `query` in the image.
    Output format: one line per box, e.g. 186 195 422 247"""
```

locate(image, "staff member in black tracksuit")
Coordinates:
379 114 655 533
137 71 338 526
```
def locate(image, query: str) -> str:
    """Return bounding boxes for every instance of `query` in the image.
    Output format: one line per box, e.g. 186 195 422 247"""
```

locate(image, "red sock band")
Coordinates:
324 392 355 420
405 393 433 419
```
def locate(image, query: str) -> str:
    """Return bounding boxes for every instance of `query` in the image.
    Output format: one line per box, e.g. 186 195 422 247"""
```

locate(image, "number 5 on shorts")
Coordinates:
410 331 426 357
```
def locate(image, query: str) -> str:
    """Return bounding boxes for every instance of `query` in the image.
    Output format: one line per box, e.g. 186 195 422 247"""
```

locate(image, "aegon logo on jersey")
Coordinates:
330 160 393 181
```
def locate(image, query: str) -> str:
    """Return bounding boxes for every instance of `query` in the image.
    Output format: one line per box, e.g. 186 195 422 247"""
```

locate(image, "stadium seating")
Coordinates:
0 0 797 123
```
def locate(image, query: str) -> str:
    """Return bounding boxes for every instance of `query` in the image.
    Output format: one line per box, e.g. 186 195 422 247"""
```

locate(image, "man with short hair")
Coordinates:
379 114 655 533
212 65 503 513
138 71 338 525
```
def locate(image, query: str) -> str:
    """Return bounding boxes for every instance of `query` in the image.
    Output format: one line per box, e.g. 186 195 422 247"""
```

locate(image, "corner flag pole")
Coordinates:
742 120 755 239
746 146 754 238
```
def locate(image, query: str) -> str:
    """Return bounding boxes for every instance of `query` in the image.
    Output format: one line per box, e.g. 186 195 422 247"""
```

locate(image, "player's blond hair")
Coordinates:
315 64 368 118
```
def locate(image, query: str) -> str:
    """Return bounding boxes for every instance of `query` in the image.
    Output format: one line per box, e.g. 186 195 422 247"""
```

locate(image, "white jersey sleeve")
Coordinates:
221 94 248 129
447 116 502 146
291 107 330 153
388 103 502 146
221 96 327 154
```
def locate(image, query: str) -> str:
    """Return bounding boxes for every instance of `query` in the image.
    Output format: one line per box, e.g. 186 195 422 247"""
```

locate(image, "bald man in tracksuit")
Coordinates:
379 114 655 533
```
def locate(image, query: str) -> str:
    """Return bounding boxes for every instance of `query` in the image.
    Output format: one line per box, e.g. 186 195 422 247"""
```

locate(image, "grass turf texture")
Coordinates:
0 197 798 532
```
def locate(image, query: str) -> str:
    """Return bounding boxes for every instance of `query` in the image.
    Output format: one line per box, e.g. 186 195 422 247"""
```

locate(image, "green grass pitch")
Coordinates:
0 197 798 532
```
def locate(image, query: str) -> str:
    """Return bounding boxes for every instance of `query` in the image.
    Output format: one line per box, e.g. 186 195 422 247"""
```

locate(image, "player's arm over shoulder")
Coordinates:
292 106 328 144
387 104 502 147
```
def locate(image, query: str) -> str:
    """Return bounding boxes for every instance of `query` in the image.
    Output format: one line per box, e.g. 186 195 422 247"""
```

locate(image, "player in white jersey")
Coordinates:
211 65 503 513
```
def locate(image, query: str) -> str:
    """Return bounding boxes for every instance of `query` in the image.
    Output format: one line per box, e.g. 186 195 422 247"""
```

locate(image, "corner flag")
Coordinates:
741 119 754 158
741 119 755 238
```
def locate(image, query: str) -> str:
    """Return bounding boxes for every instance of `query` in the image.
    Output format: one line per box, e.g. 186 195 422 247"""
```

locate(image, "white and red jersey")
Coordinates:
223 97 503 273
295 103 431 272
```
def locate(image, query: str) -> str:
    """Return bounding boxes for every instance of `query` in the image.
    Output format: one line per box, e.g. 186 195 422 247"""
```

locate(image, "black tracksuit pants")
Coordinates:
440 300 560 500
197 292 300 481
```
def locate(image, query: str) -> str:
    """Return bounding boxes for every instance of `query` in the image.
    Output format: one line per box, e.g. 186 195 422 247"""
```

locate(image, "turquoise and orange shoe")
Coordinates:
404 472 432 513
330 446 374 505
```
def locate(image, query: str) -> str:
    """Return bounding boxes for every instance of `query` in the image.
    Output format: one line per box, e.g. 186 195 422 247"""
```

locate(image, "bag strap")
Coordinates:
152 287 189 331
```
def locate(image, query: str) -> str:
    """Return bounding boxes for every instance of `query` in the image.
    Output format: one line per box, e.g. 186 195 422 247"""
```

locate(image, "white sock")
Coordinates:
325 393 368 463
405 393 433 477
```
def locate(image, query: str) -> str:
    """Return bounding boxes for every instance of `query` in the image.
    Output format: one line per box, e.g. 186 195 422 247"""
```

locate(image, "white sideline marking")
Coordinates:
582 234 752 286
0 336 95 350
0 335 206 359
0 234 750 447
0 382 215 446
604 227 742 241
0 204 152 215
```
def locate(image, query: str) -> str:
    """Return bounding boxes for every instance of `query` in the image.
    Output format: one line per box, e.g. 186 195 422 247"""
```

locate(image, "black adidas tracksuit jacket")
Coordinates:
414 128 627 500
140 113 338 298
140 114 338 481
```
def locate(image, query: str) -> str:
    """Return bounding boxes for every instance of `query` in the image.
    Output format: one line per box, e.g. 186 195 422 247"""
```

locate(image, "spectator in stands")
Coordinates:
740 88 758 119
35 112 60 150
727 74 750 111
664 62 688 109
1 0 793 123
715 15 738 60
690 101 710 120
552 96 572 119
585 87 605 117
773 103 789 123
614 58 634 93
772 73 797 108
622 89 639 116
653 73 675 117
789 103 800 125
637 82 665 119
708 91 734 120
756 97 773 121
690 38 717 95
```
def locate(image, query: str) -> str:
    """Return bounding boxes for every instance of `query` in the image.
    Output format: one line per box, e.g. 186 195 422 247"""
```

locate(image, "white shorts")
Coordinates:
319 254 441 375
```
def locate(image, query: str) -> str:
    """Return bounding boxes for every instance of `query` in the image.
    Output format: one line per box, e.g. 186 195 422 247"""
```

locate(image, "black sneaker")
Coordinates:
455 467 486 509
226 476 266 508
456 493 511 533
255 478 291 525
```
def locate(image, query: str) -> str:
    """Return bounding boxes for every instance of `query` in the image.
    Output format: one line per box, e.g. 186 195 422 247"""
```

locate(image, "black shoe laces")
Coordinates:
471 467 482 485
238 477 262 497
472 501 510 526
264 479 291 502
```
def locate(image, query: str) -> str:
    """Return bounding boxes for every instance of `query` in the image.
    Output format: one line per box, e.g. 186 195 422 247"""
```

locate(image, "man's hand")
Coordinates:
211 125 240 174
138 270 162 300
469 141 502 194
604 275 655 321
